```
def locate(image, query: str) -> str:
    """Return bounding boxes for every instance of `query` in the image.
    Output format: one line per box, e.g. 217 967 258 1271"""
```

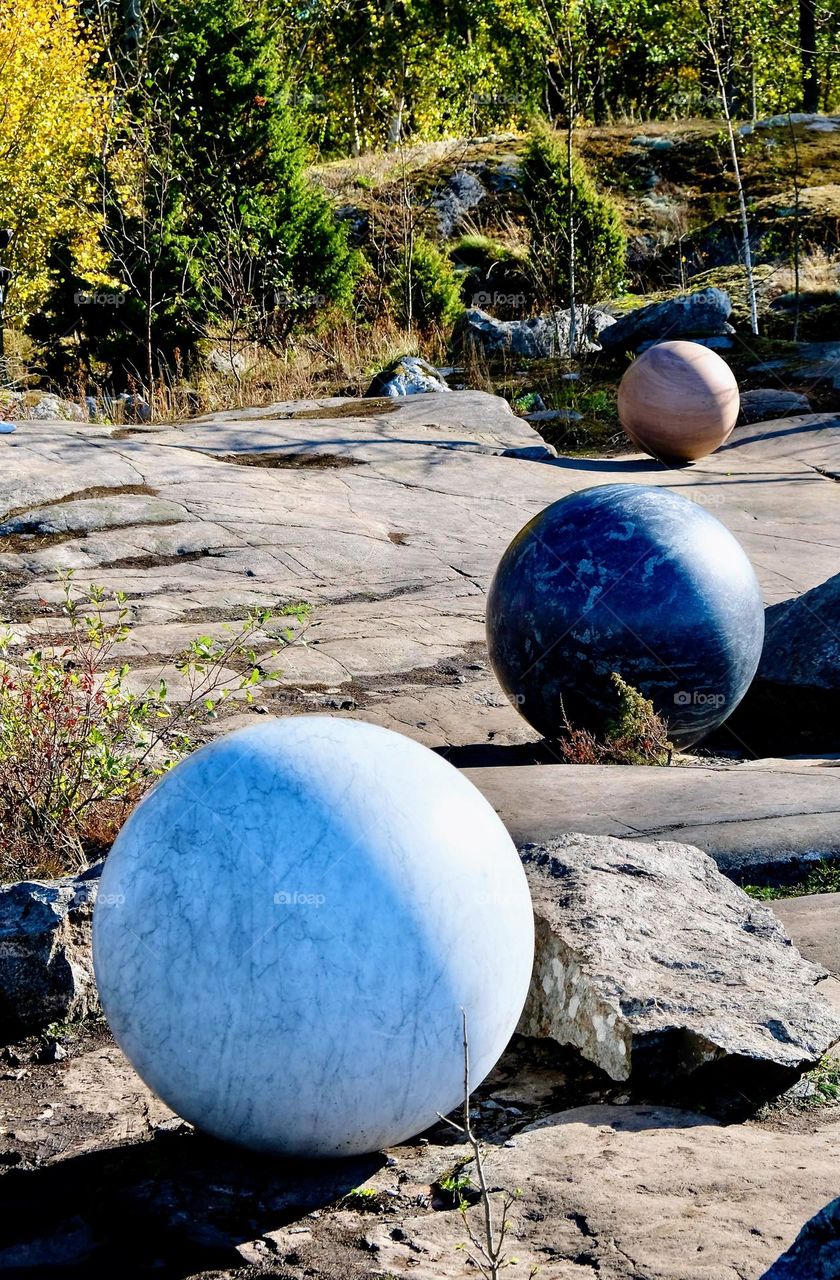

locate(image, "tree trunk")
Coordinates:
789 113 803 341
123 0 143 54
350 80 362 157
388 65 407 149
566 115 577 357
704 4 759 336
719 81 759 335
799 0 819 113
145 274 155 404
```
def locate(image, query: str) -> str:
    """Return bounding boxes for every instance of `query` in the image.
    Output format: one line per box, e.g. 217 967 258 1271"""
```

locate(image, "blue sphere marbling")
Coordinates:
93 717 534 1157
486 484 764 746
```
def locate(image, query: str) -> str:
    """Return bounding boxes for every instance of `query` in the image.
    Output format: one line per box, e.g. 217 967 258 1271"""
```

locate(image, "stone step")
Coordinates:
466 758 840 883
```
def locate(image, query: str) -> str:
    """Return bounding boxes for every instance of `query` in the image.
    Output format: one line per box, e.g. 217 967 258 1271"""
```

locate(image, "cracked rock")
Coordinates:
0 872 101 1041
517 833 840 1086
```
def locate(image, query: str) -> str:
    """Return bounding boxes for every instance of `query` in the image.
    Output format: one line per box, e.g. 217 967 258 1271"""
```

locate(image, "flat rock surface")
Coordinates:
467 757 840 880
2 395 840 872
771 893 840 974
1 1028 839 1280
2 1030 838 1280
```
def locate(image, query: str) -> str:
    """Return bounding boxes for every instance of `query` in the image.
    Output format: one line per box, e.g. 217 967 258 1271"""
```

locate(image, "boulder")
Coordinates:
206 347 250 378
25 393 85 423
731 571 840 753
0 870 102 1041
637 333 735 351
599 287 733 351
456 305 615 359
432 169 486 237
761 1196 840 1278
517 833 840 1086
740 388 812 423
499 443 557 461
365 356 449 397
741 113 840 135
631 134 675 151
523 408 583 425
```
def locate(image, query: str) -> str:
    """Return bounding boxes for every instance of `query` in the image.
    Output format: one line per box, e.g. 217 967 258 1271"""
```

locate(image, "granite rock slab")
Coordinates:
517 832 840 1084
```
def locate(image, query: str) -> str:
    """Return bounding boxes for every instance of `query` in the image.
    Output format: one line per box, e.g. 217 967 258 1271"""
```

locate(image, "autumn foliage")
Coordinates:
0 0 110 321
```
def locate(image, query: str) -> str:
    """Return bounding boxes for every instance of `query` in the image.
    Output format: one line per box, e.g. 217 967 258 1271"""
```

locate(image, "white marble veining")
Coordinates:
93 717 534 1157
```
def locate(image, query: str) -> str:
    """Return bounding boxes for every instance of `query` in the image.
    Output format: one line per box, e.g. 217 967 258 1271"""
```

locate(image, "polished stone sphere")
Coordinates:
618 340 740 462
486 484 764 747
93 717 534 1158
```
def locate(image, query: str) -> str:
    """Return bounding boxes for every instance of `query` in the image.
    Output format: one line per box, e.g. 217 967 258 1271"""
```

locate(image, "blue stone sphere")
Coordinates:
486 484 764 747
93 717 534 1158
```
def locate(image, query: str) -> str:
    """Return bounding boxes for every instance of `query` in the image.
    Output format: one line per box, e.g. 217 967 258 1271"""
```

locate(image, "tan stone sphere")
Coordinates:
617 339 740 463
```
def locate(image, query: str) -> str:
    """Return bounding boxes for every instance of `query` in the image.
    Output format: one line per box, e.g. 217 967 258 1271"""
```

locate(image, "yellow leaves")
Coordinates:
0 0 112 319
106 143 146 222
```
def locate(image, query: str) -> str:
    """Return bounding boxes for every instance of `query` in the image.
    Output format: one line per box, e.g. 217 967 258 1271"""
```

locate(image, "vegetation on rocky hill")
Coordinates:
0 0 838 413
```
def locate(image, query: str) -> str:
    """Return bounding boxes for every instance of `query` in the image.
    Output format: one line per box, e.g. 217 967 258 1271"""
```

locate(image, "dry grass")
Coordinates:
310 136 519 201
148 320 427 420
770 246 840 296
6 319 445 424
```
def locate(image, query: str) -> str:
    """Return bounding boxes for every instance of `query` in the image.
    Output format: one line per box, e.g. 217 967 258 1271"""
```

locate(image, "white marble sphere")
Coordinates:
93 717 534 1157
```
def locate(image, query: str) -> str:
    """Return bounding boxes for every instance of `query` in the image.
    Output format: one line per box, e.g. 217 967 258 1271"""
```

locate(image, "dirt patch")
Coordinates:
326 581 430 606
104 549 214 571
214 451 362 469
0 529 98 554
285 398 399 420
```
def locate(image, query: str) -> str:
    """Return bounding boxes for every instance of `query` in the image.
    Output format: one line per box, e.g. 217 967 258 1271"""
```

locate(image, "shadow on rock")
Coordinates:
0 1125 384 1278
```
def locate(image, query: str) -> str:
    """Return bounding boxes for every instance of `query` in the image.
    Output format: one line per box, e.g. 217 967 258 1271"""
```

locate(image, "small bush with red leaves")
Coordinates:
0 574 310 880
557 673 673 766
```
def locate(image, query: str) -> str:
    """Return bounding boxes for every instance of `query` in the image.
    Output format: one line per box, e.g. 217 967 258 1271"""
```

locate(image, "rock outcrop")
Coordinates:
517 833 840 1085
455 305 615 357
731 570 840 753
599 287 733 351
431 168 486 237
740 388 812 423
0 871 101 1040
365 355 450 396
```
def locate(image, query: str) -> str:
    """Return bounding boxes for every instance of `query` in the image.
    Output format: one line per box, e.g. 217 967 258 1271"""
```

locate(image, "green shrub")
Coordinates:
31 0 360 390
449 234 527 267
0 573 310 880
520 126 626 307
389 236 463 331
744 862 840 900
